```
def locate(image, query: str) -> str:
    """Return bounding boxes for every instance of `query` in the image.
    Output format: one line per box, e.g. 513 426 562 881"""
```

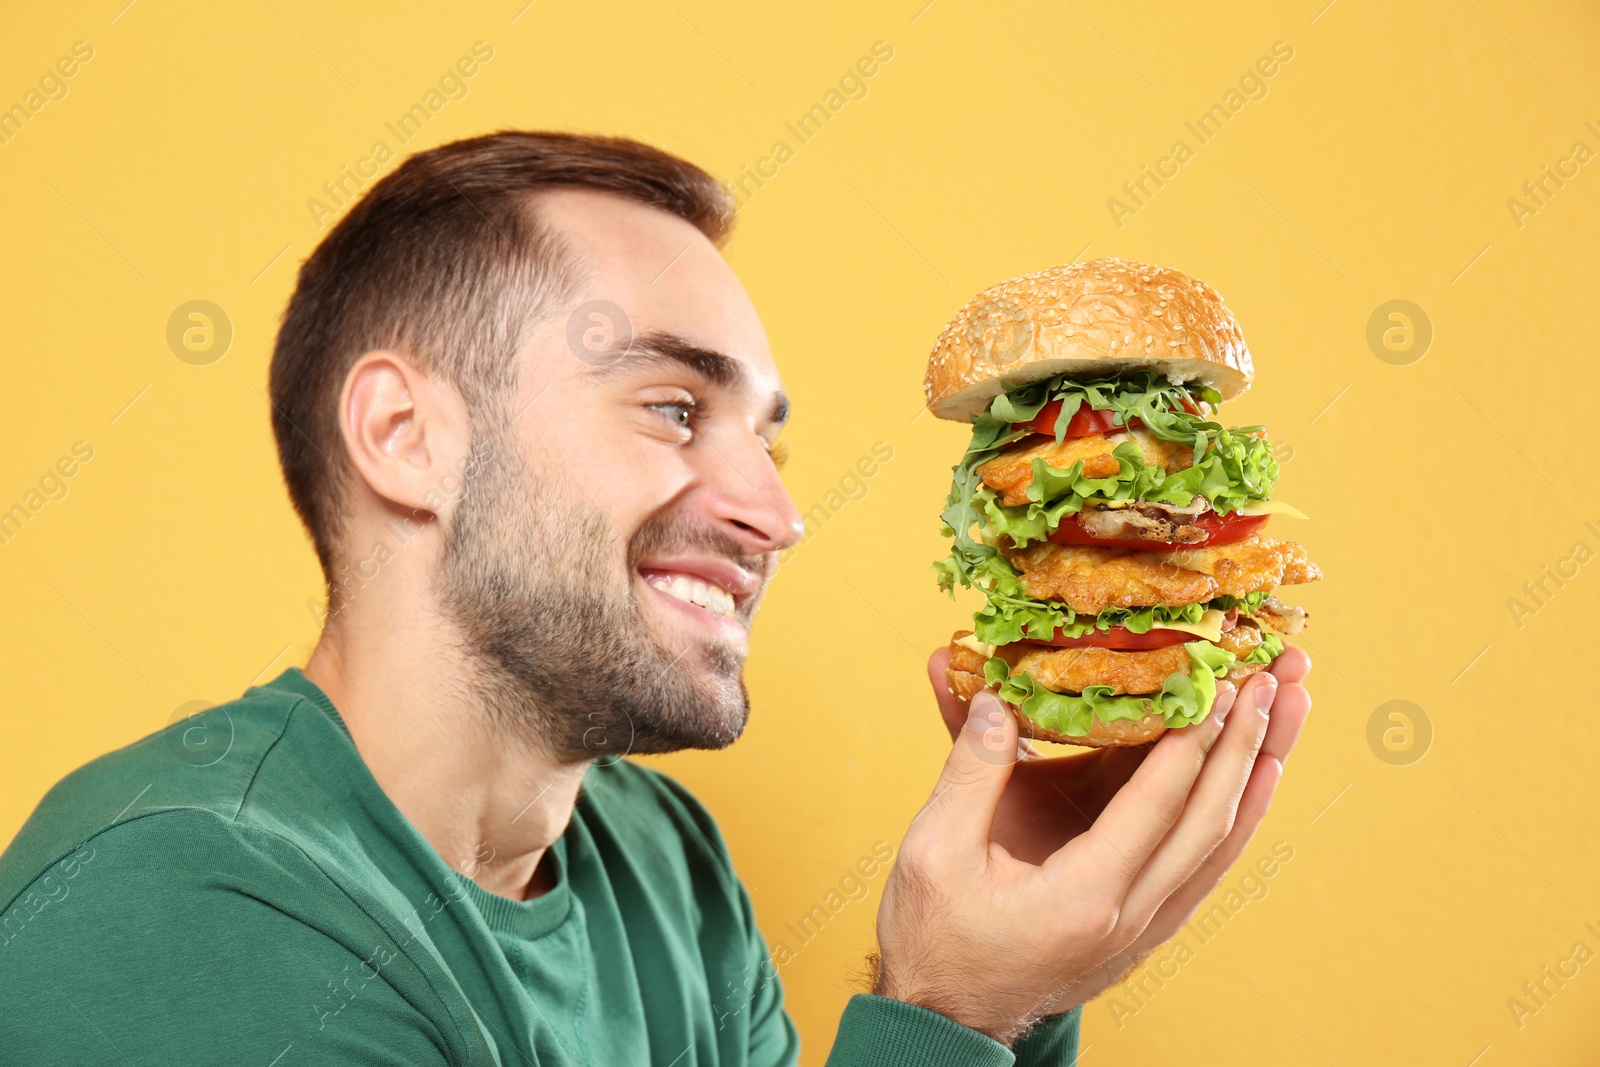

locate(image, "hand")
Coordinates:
923 646 1312 865
871 650 1312 1046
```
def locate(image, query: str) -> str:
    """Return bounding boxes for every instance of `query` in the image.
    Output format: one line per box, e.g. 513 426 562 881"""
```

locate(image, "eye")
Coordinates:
646 397 698 430
643 395 700 435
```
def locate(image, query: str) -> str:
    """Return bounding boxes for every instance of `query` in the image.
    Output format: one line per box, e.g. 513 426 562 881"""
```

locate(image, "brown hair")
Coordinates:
269 130 735 580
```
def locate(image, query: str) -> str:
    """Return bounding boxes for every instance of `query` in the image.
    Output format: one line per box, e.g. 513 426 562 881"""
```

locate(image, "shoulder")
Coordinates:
0 808 470 1063
1 804 370 956
0 679 321 916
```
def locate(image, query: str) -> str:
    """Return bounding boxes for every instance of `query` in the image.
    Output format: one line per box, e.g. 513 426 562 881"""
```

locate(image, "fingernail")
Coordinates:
1256 676 1279 710
1214 683 1235 722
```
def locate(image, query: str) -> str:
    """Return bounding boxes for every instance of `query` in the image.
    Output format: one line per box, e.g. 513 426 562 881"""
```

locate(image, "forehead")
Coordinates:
531 188 780 388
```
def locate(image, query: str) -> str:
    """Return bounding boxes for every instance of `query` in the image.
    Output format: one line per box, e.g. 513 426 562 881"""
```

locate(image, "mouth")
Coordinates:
636 556 760 635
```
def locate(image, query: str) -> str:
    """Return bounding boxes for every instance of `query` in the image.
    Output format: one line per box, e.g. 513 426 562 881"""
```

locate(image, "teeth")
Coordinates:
648 573 737 617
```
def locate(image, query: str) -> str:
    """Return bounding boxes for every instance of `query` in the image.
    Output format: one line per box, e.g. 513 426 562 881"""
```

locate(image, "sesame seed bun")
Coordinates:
923 258 1255 422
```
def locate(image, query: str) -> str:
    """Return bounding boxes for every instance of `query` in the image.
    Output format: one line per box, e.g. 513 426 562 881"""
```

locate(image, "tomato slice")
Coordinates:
1190 510 1269 546
1021 399 1136 438
1048 510 1269 550
1034 626 1193 650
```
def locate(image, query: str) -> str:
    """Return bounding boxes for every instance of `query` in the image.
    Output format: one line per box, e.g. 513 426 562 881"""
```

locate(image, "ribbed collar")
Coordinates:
265 666 353 739
453 839 574 940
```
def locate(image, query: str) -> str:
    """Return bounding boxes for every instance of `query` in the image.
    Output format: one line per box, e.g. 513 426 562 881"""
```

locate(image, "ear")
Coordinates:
339 351 470 519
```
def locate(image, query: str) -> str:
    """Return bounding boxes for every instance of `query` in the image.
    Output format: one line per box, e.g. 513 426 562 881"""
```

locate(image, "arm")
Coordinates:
734 882 804 1066
0 811 465 1065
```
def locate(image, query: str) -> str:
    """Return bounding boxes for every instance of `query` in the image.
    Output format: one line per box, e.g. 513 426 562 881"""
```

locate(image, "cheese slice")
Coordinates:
1236 499 1309 519
953 633 997 658
1150 608 1228 643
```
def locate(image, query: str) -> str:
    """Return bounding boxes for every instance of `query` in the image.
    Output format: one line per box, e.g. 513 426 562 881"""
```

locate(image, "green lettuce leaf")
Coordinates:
936 371 1280 592
983 640 1240 739
962 554 1224 644
1242 630 1285 665
1212 591 1271 613
973 428 1278 553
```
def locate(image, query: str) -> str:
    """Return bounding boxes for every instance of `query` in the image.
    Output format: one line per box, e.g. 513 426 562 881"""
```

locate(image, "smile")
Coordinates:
644 573 738 618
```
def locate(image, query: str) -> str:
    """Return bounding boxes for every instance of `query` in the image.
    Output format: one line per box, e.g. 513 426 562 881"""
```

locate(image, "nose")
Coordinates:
697 429 803 554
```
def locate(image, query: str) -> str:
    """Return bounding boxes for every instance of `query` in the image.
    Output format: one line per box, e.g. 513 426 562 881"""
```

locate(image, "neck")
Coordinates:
304 561 589 902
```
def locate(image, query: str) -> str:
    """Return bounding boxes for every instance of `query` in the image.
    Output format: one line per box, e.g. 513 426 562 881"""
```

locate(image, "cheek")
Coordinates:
576 437 692 536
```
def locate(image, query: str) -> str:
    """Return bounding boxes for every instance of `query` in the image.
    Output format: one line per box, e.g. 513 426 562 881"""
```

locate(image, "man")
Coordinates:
0 132 1311 1064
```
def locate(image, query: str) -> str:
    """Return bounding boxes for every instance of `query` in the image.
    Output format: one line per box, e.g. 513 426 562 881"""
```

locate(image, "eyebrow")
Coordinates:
586 330 790 426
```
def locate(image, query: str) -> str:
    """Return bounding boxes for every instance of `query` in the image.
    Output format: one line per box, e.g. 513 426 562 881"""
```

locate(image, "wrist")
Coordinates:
872 973 1027 1048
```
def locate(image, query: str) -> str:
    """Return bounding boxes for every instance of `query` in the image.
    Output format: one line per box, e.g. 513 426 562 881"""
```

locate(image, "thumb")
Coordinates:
926 646 967 742
915 690 1019 850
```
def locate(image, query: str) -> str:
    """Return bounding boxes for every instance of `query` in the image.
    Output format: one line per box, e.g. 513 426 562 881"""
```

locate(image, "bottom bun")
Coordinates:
945 639 1271 749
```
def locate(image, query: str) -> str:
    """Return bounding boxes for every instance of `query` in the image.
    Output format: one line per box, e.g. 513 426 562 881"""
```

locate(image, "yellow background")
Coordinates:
4 1 1599 1062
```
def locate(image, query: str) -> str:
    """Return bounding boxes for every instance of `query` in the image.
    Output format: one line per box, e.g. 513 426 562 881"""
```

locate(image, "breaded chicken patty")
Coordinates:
1002 534 1322 614
976 428 1193 507
947 623 1266 697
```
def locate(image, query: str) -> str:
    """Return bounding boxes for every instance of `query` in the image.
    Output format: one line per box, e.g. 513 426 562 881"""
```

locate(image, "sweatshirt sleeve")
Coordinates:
0 810 473 1065
824 994 1016 1067
734 885 804 1066
1013 1006 1082 1065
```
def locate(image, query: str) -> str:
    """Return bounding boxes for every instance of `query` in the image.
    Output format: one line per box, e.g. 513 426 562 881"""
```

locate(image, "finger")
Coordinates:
1117 672 1277 922
1042 680 1237 897
1088 743 1156 796
927 646 967 742
1270 644 1311 685
909 690 1020 853
1260 681 1311 767
930 647 1041 760
1128 680 1299 935
1117 751 1285 958
1114 683 1307 950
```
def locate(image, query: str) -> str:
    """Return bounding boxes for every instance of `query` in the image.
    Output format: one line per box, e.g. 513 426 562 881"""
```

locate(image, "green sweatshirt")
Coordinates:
0 669 1080 1064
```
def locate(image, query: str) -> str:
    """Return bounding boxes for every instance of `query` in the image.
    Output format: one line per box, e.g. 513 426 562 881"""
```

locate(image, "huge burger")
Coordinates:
929 259 1321 748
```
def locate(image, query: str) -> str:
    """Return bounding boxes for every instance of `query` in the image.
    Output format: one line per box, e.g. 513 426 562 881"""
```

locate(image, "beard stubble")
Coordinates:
433 428 763 762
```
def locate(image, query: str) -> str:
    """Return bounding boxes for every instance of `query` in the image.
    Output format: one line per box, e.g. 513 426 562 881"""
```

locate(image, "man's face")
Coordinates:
434 189 802 760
